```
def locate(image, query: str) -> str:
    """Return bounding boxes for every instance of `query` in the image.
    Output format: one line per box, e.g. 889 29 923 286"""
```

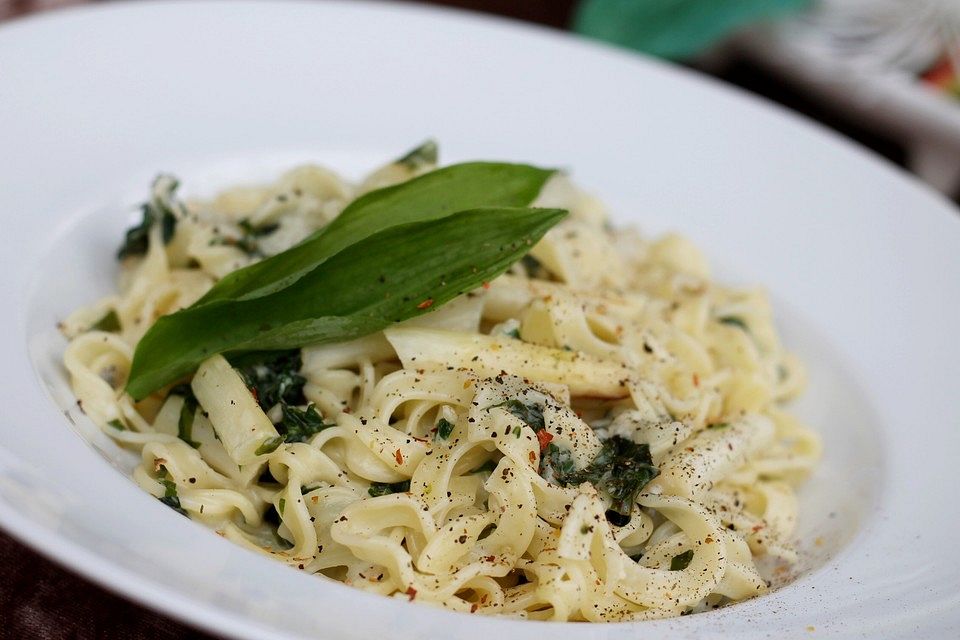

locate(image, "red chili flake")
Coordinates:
536 430 554 452
395 449 404 465
692 373 700 387
482 282 490 290
417 298 434 309
470 603 479 613
528 451 537 463
405 586 417 601
249 387 259 403
752 524 765 533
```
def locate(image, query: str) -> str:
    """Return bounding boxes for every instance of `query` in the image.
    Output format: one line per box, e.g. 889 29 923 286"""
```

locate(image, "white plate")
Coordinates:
2 1 959 638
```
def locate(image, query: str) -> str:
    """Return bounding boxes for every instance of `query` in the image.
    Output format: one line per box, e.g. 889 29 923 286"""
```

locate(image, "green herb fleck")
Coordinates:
706 422 730 430
255 436 284 456
211 219 279 258
90 310 121 333
368 480 411 497
107 419 126 431
276 403 332 443
396 140 438 171
471 460 498 475
159 478 188 516
435 418 455 440
513 426 522 438
506 327 521 339
718 316 748 331
169 383 201 448
278 497 286 516
670 550 694 571
490 399 545 431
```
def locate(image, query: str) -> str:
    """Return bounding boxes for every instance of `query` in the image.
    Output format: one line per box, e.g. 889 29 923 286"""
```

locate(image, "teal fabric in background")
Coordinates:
573 0 812 60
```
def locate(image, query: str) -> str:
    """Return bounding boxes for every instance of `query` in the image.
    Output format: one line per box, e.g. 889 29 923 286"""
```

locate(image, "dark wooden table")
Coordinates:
0 0 920 638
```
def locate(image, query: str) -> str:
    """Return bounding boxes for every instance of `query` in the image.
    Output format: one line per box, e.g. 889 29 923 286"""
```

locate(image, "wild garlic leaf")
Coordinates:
127 206 566 399
194 162 556 306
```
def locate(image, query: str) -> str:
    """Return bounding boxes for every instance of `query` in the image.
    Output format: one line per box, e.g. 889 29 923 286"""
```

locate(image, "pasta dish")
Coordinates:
60 143 820 621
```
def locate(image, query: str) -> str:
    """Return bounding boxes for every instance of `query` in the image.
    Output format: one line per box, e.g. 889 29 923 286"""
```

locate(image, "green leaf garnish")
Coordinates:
90 310 121 333
107 419 126 431
127 205 565 399
368 480 411 497
670 550 694 571
194 162 556 306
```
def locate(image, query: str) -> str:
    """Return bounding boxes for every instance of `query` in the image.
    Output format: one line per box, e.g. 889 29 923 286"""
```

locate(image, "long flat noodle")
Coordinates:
384 327 631 398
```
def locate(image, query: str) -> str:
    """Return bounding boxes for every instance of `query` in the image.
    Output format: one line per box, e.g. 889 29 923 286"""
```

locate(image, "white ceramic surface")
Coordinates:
1 2 959 638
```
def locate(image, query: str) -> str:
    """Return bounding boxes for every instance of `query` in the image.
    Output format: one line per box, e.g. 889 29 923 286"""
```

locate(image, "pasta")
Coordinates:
61 147 820 621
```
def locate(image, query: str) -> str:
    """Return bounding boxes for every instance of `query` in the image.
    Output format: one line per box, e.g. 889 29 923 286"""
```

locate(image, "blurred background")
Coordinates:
3 0 960 201
0 0 958 637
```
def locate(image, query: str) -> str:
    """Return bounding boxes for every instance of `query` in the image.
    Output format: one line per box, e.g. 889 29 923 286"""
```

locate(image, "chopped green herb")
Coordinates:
276 403 332 443
435 417 455 440
169 383 201 448
159 478 188 516
255 436 284 456
107 419 126 431
300 484 321 495
278 497 286 516
231 350 306 411
706 422 730 430
670 550 694 571
490 399 545 431
90 310 121 333
211 219 279 258
478 523 497 540
513 426 522 438
540 443 576 482
605 509 631 527
506 327 521 339
368 480 411 497
471 460 498 475
521 254 545 278
540 436 659 519
396 139 438 171
118 175 182 260
718 316 748 331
